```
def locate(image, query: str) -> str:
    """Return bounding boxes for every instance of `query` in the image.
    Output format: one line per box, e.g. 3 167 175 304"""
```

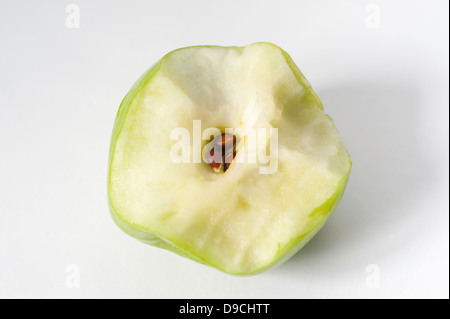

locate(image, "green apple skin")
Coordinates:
108 43 351 275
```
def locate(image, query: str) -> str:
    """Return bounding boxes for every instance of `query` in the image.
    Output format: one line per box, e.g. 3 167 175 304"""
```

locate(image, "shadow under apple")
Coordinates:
274 80 435 276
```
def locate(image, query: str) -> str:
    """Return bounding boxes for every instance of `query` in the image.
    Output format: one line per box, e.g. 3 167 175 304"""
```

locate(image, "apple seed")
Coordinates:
207 133 237 173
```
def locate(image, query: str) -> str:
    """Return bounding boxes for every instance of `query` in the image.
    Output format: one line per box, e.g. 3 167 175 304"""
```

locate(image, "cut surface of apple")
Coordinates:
108 42 352 275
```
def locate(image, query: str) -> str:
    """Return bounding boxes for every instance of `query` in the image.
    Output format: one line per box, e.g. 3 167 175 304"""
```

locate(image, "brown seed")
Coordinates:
208 148 222 173
223 150 237 172
207 133 238 173
214 133 236 149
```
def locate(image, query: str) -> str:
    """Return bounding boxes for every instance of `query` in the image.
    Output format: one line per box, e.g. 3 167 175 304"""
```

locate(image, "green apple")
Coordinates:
108 42 352 275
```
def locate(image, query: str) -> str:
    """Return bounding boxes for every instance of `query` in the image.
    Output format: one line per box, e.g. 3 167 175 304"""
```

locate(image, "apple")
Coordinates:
108 42 352 275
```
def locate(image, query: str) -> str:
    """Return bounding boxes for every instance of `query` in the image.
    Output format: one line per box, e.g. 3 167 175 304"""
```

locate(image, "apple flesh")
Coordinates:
108 42 352 275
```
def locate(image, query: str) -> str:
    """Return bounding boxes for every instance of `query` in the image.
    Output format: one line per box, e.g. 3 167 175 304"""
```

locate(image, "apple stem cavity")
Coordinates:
207 133 237 173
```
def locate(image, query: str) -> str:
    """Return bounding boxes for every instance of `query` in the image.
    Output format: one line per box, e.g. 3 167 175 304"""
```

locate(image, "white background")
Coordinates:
0 0 448 299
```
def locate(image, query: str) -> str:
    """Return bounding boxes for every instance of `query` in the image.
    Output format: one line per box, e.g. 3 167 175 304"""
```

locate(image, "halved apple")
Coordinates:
108 42 352 275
